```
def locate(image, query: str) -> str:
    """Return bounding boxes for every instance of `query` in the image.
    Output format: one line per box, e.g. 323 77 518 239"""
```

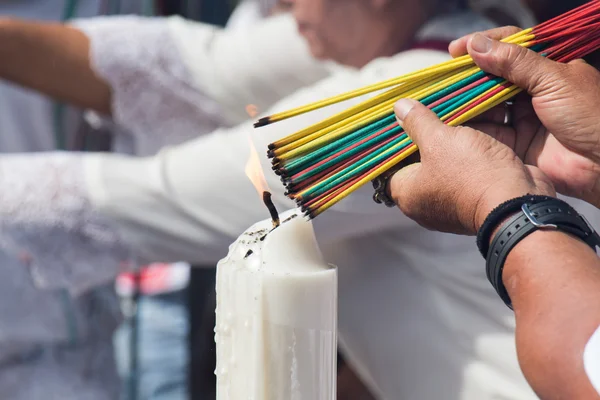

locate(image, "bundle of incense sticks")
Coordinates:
255 1 600 219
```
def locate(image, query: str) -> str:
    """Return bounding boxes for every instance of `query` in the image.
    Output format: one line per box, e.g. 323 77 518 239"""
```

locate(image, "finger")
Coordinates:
389 162 423 211
394 99 449 150
569 58 588 65
449 26 521 58
467 34 566 97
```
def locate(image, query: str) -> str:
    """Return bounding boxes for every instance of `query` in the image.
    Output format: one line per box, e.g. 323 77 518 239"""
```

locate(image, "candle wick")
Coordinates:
262 191 280 228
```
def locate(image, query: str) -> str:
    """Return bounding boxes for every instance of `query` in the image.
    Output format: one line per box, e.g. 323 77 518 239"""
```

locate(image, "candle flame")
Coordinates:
245 136 269 197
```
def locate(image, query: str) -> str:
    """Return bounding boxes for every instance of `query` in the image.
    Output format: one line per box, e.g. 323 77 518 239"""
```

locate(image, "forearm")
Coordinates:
0 18 111 114
503 230 600 399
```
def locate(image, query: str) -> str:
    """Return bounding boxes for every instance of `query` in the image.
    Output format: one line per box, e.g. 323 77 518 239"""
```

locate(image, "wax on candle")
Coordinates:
215 210 337 400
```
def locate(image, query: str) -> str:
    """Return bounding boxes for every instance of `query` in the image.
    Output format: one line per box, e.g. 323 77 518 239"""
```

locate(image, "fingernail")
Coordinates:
470 33 492 54
394 99 416 125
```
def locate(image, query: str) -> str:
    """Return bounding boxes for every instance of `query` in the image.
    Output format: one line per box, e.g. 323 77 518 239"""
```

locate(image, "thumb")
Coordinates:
467 33 564 97
394 99 449 150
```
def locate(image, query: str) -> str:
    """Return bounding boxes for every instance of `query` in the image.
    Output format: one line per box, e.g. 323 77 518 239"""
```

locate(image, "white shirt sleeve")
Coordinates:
75 14 330 136
74 15 222 149
585 325 600 396
0 153 133 295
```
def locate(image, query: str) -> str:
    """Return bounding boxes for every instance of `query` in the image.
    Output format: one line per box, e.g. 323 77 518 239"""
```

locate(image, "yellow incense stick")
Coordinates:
274 65 479 159
262 29 533 126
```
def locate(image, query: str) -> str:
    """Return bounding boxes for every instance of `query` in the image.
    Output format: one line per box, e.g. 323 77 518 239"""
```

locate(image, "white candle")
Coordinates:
215 209 337 400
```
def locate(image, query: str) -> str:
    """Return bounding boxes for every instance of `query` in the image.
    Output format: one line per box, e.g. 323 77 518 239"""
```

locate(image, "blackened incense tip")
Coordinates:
267 149 275 158
262 191 281 228
303 209 315 220
272 157 281 164
254 117 271 128
268 143 276 150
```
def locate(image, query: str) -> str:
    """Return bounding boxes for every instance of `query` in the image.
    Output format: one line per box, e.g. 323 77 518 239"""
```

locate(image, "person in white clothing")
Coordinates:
0 0 579 399
0 6 329 400
389 25 600 399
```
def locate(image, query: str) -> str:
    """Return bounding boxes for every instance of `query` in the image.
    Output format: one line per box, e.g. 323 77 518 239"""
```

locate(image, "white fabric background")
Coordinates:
585 325 600 396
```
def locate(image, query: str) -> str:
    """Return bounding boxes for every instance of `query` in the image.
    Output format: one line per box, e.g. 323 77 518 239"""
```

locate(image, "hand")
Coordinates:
450 27 600 208
389 99 555 236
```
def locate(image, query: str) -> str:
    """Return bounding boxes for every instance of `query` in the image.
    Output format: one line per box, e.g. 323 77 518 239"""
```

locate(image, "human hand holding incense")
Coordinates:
389 98 555 235
451 28 600 208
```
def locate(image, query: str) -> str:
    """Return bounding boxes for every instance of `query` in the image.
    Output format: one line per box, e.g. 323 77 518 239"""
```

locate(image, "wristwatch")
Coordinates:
477 195 600 309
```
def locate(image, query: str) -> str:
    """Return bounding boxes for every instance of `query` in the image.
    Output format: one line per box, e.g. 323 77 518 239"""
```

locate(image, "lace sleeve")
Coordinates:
73 16 223 154
0 153 135 295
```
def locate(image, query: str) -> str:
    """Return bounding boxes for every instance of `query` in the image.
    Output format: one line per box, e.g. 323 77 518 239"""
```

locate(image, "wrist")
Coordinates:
474 185 556 232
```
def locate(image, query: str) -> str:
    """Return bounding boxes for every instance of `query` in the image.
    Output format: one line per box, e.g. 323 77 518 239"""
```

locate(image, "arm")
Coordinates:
0 18 111 114
0 14 330 138
503 230 600 399
0 153 133 296
75 14 330 152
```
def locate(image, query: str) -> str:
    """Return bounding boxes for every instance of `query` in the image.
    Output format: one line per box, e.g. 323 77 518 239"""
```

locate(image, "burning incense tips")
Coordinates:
262 191 280 228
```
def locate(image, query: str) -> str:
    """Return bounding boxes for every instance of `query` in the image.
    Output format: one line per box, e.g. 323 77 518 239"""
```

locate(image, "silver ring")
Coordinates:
503 101 514 126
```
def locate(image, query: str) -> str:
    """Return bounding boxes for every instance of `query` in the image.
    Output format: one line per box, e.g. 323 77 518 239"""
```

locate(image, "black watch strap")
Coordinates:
485 198 600 309
477 195 555 258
